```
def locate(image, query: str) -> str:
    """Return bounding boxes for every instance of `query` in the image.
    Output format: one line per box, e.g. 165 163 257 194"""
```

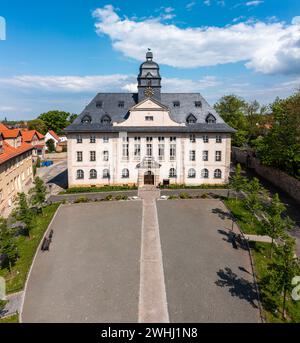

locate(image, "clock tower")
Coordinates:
137 50 162 102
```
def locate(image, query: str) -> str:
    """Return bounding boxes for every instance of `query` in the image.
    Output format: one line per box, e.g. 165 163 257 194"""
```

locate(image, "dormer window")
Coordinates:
96 101 103 108
173 101 180 108
101 115 111 126
186 114 197 125
195 101 202 108
118 101 125 108
206 113 216 124
81 115 92 124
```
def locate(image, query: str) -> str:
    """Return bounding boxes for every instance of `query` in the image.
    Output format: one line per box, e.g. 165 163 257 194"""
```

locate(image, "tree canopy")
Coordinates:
38 110 75 134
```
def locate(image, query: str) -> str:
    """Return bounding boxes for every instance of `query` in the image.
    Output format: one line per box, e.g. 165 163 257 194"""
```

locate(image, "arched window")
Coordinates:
201 168 209 179
186 113 197 125
90 169 97 179
206 113 216 124
101 115 111 126
169 168 176 178
122 168 129 178
81 114 91 124
214 169 222 179
77 169 84 179
103 169 110 179
188 168 196 178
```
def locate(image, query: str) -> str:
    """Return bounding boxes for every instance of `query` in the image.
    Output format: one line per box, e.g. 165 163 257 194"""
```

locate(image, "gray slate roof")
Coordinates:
65 92 235 133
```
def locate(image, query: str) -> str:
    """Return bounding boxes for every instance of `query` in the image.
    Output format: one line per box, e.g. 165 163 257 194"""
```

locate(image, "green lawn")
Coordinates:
0 314 19 323
0 203 60 294
252 242 300 323
61 185 138 194
224 198 265 235
159 183 229 189
225 198 300 323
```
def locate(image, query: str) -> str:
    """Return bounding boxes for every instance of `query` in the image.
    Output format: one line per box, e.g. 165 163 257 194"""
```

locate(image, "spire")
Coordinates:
146 48 153 61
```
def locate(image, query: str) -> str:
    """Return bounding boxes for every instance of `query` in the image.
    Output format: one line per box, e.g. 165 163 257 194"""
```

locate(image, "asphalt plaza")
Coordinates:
22 198 260 323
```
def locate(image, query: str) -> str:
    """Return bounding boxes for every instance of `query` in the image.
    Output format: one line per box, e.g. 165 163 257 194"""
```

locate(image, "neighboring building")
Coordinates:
21 129 45 159
65 51 235 188
0 125 34 217
45 130 61 150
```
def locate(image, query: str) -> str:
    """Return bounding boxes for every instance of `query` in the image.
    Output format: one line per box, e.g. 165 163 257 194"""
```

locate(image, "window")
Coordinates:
146 144 152 157
145 116 154 121
195 101 202 108
77 169 84 179
158 136 164 142
186 114 197 124
122 168 129 178
134 136 141 141
203 135 209 143
189 150 196 161
202 150 208 161
90 135 96 143
76 135 82 144
158 144 165 161
146 137 153 142
216 135 222 143
90 151 96 162
103 151 109 161
206 113 216 124
90 169 97 179
173 101 180 107
77 151 83 162
214 169 222 179
101 115 111 126
169 168 176 178
170 144 176 161
118 101 125 108
134 144 141 159
122 144 129 160
81 115 91 124
190 134 196 143
123 136 129 142
188 168 196 178
215 151 222 162
170 136 176 142
201 168 209 179
103 169 110 179
96 101 103 108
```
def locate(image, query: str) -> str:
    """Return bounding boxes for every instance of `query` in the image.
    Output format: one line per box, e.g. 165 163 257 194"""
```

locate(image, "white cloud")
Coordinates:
186 2 196 11
92 5 300 75
246 1 263 6
204 0 211 6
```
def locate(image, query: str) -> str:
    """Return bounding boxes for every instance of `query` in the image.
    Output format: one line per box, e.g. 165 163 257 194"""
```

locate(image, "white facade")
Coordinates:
67 98 231 188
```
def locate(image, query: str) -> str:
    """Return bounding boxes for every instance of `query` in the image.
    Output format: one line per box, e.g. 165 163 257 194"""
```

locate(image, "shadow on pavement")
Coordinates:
47 170 68 189
215 267 259 309
218 229 248 251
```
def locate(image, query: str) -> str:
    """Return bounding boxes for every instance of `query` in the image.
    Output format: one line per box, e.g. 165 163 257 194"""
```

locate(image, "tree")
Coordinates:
230 164 247 200
258 92 300 178
28 119 47 134
214 95 248 146
243 178 265 225
12 193 33 238
268 238 300 320
46 139 55 153
30 177 47 207
38 110 71 134
0 218 18 272
69 114 78 124
262 193 292 258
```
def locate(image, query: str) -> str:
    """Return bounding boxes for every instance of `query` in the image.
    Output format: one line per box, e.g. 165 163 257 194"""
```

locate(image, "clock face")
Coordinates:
144 87 154 97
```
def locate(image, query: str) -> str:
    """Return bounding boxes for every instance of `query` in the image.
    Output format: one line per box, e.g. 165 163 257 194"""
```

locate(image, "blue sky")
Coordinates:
0 0 300 120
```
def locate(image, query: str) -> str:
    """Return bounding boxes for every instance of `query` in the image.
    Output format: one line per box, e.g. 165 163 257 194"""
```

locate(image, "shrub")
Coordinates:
63 185 137 194
168 195 178 200
201 193 209 199
179 192 190 199
74 196 88 203
105 195 113 201
115 194 128 201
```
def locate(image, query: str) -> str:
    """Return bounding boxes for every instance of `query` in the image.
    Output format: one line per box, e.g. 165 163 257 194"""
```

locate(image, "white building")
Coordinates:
45 130 61 150
65 51 235 188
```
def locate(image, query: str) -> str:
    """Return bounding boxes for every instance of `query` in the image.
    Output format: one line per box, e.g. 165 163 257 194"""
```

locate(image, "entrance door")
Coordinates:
144 171 154 185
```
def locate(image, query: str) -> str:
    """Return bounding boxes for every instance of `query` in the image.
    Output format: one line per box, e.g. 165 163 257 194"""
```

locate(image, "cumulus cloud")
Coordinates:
92 5 300 75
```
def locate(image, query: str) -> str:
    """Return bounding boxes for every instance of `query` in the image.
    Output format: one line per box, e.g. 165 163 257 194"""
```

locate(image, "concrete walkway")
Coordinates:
138 187 169 323
244 234 272 243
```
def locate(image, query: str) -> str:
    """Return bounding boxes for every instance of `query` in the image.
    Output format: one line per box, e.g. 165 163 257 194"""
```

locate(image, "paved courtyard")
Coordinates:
22 196 260 323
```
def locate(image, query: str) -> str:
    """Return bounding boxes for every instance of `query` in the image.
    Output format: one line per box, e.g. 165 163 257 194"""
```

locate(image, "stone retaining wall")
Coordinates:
232 147 300 205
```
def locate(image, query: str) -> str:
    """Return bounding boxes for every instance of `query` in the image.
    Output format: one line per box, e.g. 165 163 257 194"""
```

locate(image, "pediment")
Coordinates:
130 97 169 111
